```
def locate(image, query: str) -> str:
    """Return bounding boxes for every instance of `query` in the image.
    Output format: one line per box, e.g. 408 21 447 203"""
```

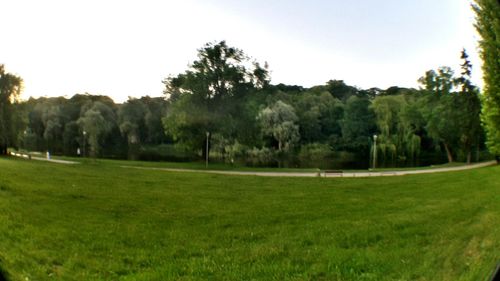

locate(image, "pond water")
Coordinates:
241 152 451 170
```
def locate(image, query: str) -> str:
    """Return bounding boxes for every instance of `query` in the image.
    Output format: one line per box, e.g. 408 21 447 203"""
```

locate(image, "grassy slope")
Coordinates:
0 157 499 281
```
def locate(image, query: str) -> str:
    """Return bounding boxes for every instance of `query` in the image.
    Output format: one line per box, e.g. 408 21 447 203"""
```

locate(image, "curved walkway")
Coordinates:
11 151 497 176
10 152 79 164
121 160 497 178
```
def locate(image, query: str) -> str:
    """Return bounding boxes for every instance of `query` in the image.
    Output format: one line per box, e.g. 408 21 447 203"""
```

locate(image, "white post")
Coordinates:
373 135 378 169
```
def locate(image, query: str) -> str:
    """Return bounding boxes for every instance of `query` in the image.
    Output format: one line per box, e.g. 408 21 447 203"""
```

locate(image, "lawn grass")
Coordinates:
0 157 499 280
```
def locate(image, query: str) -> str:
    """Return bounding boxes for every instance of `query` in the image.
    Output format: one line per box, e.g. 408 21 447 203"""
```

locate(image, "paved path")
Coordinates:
122 160 497 178
30 156 79 164
11 152 497 176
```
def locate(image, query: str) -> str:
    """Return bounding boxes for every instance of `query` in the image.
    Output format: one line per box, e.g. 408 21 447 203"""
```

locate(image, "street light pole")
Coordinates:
205 131 209 168
83 131 87 158
373 134 378 169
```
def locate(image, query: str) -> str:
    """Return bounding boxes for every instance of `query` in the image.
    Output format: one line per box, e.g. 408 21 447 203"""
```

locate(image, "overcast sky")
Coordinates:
2 0 480 103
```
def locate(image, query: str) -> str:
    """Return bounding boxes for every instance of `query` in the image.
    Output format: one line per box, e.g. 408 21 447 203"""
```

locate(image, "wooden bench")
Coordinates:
323 170 343 177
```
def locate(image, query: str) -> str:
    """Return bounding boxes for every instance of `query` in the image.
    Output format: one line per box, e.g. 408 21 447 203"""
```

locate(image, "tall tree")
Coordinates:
455 49 482 164
118 98 147 160
419 67 460 163
162 41 269 158
473 0 500 159
0 65 22 155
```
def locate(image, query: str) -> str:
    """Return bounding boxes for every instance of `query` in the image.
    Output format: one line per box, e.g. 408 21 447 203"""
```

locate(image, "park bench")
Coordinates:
323 170 343 177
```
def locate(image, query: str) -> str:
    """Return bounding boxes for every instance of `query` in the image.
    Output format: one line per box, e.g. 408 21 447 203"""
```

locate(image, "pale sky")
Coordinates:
2 0 480 103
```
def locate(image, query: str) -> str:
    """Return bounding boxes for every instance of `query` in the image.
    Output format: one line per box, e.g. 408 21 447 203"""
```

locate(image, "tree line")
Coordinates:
0 46 484 167
1 0 498 167
161 42 482 167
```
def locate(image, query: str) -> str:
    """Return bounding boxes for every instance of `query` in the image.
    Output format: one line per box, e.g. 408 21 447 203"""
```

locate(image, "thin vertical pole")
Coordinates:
205 132 209 168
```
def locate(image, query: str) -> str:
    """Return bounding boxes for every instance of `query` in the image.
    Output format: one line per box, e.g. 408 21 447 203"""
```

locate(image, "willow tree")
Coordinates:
77 101 116 158
370 95 403 162
257 100 299 152
473 0 500 159
0 65 23 155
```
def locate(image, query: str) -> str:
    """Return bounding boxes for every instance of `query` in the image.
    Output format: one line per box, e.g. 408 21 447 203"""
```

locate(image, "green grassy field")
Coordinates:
0 157 499 280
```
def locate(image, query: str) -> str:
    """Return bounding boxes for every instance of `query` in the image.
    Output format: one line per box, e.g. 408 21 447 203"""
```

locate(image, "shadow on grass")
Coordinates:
0 265 7 281
491 263 500 281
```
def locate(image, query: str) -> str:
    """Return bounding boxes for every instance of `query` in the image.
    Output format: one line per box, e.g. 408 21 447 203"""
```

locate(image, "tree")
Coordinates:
340 96 376 153
118 98 147 160
473 0 500 158
398 96 426 162
325 80 359 101
41 104 64 153
162 41 269 158
78 101 116 157
371 93 424 164
293 91 343 144
257 100 299 152
140 96 169 144
419 67 460 163
455 49 482 164
0 65 22 155
371 95 405 162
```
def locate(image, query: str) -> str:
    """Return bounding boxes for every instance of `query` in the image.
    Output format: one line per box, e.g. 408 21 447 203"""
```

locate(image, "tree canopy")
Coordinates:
473 0 500 157
0 65 23 154
5 37 494 168
162 41 269 158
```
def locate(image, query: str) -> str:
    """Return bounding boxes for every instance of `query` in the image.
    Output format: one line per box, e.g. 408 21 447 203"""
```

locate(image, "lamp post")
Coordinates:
205 131 209 168
83 131 87 158
373 134 378 169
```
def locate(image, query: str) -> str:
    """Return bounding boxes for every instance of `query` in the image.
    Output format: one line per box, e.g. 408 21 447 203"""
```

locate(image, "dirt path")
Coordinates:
122 160 497 178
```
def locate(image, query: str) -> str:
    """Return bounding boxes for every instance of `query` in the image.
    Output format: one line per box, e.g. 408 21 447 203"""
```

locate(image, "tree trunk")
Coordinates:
0 145 7 155
464 140 472 164
475 143 480 163
443 143 453 163
202 133 211 160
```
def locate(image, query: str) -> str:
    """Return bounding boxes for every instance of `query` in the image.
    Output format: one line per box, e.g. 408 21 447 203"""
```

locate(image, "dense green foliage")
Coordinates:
162 41 269 159
417 51 482 164
0 65 23 155
3 40 490 168
18 95 169 160
0 158 499 280
473 0 500 156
